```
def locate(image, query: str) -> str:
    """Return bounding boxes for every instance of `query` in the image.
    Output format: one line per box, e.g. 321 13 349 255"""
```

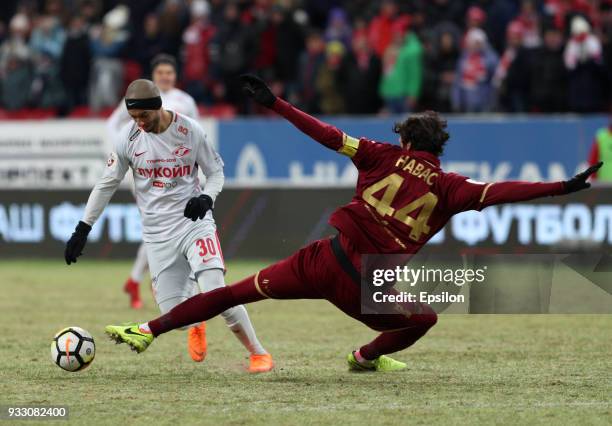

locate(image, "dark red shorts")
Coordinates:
254 234 432 332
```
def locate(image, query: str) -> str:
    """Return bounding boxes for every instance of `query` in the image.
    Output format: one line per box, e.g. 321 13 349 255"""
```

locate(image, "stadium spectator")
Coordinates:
210 1 255 106
43 0 67 23
423 0 466 29
59 15 91 114
251 3 278 78
339 31 382 114
296 29 325 113
483 0 517 53
368 0 399 58
133 13 167 78
29 14 66 108
515 0 541 48
324 7 351 48
564 15 607 112
350 16 368 43
0 13 32 110
315 40 346 115
88 5 129 112
494 21 533 112
303 0 341 29
29 15 64 60
156 0 187 59
529 24 568 112
452 28 499 113
545 0 598 34
465 5 487 35
379 16 423 114
206 0 226 25
271 5 304 100
182 0 215 103
422 25 460 112
78 0 102 26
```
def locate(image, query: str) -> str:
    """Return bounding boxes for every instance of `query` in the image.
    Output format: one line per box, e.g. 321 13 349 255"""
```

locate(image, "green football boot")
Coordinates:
347 352 407 372
105 323 154 353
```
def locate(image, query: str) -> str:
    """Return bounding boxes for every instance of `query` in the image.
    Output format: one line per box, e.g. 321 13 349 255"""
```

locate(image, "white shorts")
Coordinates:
146 218 225 305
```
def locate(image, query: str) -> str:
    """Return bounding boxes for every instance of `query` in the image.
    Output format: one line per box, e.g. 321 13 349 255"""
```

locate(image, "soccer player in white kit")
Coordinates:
65 79 274 372
107 54 198 310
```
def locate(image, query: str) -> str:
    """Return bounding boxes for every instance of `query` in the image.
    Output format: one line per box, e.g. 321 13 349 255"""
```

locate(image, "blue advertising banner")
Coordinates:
218 115 607 186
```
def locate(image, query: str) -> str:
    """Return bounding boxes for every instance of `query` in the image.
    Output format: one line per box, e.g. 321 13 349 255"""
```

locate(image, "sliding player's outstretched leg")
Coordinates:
105 274 270 359
105 252 321 365
347 307 438 372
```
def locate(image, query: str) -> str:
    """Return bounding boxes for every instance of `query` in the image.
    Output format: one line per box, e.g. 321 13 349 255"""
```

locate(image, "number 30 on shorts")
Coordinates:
195 237 219 262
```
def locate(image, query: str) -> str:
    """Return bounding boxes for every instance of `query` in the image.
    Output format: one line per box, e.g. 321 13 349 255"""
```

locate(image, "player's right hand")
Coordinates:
563 161 603 193
64 221 92 265
239 74 276 108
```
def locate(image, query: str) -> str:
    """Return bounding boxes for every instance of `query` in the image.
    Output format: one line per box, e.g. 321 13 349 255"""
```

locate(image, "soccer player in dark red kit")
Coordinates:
106 75 602 372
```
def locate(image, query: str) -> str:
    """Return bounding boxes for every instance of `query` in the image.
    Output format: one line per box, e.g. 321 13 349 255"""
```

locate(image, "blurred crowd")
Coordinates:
0 0 611 117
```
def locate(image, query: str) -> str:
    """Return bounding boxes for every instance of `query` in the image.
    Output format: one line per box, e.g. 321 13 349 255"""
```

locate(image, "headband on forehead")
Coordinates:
125 96 162 110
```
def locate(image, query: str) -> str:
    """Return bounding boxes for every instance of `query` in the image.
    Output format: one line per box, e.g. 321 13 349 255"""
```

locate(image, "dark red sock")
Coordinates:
148 275 265 336
359 312 438 360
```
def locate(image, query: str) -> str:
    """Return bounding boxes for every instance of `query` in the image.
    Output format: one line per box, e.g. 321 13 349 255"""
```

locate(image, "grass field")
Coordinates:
0 259 610 425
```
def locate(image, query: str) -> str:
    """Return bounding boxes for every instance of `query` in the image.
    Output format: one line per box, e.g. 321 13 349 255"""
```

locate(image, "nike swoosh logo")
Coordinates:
135 151 147 157
125 328 148 337
65 337 72 364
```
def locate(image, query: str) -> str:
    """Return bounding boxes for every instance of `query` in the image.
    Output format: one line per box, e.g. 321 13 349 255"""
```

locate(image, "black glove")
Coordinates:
184 194 213 221
65 221 92 265
239 74 276 108
563 161 603 193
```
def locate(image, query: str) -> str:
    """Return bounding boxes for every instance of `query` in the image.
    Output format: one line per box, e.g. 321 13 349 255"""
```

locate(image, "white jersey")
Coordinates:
106 88 199 137
83 112 224 243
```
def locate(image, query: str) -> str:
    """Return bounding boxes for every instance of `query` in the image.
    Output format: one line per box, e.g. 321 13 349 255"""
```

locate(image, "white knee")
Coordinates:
195 268 246 328
195 268 226 293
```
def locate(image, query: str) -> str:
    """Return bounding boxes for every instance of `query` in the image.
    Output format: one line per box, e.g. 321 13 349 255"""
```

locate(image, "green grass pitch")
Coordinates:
0 259 610 425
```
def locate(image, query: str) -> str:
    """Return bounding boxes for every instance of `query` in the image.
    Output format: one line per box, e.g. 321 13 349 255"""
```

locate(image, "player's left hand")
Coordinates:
184 194 213 221
563 161 603 193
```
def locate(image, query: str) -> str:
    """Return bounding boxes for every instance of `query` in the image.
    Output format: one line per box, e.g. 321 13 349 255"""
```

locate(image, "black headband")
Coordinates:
125 96 162 110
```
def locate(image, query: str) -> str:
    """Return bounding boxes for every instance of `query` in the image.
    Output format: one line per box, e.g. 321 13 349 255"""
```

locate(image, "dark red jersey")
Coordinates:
272 99 566 255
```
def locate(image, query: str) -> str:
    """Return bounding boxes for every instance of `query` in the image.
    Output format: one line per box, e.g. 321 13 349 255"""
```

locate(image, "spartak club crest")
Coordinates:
174 145 191 157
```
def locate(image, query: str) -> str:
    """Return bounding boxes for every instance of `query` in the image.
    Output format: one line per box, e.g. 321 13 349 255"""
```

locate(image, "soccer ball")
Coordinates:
51 327 95 372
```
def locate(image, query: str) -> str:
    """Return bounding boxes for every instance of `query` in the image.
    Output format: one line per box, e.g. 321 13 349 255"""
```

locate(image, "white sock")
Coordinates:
221 305 267 355
139 323 151 333
130 243 149 283
196 268 268 355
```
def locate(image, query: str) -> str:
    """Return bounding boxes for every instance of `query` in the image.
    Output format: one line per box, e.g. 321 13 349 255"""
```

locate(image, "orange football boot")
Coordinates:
123 278 143 309
187 322 207 362
248 353 274 373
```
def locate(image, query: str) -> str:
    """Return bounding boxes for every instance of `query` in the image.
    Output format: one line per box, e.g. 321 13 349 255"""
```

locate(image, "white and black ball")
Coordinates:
51 327 95 372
